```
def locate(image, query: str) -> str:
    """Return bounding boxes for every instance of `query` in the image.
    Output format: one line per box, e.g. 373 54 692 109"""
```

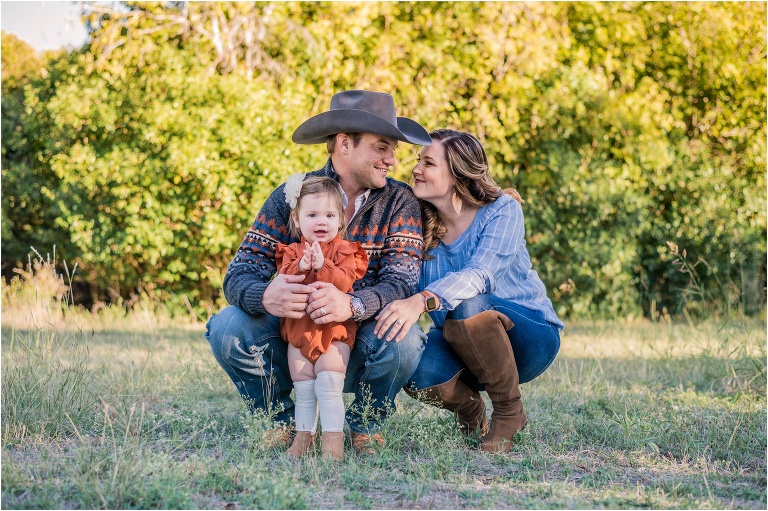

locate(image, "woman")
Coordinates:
374 129 563 453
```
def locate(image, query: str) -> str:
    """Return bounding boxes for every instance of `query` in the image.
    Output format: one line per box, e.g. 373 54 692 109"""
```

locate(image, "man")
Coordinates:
206 90 430 454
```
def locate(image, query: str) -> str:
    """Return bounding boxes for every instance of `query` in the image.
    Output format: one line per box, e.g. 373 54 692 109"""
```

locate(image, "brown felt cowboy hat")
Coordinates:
292 90 432 146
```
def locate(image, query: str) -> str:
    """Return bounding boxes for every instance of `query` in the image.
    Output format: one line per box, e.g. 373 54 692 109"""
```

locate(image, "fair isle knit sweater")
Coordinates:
223 159 423 321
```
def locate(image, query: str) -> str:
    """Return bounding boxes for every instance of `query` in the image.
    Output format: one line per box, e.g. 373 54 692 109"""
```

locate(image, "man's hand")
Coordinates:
263 274 314 319
306 281 354 324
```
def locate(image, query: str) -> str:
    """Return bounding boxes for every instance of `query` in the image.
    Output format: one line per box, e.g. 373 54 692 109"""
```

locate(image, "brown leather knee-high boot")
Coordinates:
405 371 488 436
443 310 527 453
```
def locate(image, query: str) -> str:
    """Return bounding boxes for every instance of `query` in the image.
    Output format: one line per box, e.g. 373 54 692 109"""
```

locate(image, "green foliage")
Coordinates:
40 48 310 301
1 31 43 87
1 32 71 267
1 2 765 318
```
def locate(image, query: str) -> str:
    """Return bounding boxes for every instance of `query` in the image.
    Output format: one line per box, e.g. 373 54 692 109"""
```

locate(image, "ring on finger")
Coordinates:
395 319 404 325
320 307 326 316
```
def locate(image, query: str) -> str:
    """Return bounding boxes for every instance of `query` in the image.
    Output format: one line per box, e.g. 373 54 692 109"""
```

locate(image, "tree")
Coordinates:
2 2 764 318
1 32 69 271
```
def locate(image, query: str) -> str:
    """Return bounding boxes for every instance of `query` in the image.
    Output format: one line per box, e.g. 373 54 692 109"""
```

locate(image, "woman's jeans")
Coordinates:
408 295 561 392
206 305 426 434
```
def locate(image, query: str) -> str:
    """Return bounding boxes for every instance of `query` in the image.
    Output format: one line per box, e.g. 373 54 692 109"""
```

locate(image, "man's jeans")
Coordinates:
206 306 426 434
408 295 561 391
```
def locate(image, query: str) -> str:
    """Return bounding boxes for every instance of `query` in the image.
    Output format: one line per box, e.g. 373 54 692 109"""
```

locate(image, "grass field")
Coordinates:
2 301 765 510
1 257 766 509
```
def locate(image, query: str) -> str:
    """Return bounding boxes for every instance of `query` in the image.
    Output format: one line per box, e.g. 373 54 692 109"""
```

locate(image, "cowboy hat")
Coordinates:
292 90 432 146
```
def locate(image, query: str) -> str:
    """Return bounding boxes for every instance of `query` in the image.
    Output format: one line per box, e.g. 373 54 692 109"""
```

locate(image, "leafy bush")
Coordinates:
1 2 765 319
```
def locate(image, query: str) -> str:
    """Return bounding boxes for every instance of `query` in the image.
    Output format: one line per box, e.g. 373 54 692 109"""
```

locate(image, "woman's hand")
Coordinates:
374 294 425 342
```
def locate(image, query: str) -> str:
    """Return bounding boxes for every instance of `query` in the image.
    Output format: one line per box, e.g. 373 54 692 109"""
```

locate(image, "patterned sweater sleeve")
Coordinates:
350 183 423 320
222 183 293 315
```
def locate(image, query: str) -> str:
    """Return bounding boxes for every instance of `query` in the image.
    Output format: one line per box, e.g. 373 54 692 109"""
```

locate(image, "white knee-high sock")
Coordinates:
315 371 346 433
293 380 318 433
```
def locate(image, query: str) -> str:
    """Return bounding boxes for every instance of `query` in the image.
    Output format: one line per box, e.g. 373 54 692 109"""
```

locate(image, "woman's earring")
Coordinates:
451 191 463 215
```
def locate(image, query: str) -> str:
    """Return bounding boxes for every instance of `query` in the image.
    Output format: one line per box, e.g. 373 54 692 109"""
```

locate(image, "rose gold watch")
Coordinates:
419 291 439 312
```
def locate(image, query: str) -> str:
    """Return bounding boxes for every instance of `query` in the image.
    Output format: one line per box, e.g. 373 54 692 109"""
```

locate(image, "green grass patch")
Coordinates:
1 314 765 509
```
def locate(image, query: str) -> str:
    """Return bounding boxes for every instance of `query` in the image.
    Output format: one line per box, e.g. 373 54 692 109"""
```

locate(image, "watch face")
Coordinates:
425 296 438 311
351 297 365 317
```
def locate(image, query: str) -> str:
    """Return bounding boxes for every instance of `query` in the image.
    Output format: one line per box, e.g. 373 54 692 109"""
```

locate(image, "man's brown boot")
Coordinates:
443 310 527 453
264 425 295 450
321 432 345 461
285 431 316 458
406 371 488 436
351 432 385 455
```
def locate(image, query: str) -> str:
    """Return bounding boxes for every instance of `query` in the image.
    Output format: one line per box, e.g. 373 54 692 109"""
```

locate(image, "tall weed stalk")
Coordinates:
667 241 744 319
1 247 69 329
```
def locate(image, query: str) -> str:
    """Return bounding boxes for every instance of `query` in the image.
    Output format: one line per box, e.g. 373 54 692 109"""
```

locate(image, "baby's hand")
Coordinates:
311 241 324 271
298 242 313 272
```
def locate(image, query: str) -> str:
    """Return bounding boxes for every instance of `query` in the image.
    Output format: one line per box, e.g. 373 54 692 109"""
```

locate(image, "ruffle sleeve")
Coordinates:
276 242 302 275
337 241 369 280
315 240 369 291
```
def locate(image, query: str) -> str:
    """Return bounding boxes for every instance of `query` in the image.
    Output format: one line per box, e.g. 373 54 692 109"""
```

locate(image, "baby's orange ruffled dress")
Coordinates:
276 236 369 363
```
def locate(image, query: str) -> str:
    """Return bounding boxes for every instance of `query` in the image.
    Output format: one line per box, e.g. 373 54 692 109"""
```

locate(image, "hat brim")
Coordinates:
292 109 432 146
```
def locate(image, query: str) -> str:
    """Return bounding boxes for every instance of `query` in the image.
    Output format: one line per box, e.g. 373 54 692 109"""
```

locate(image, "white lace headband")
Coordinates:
283 173 348 210
283 173 305 209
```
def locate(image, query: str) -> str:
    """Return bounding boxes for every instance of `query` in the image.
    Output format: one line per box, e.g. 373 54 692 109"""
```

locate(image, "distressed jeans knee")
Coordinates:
206 306 294 424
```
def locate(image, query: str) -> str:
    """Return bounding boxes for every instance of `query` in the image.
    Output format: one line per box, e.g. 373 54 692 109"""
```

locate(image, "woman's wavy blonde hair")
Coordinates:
421 129 523 257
